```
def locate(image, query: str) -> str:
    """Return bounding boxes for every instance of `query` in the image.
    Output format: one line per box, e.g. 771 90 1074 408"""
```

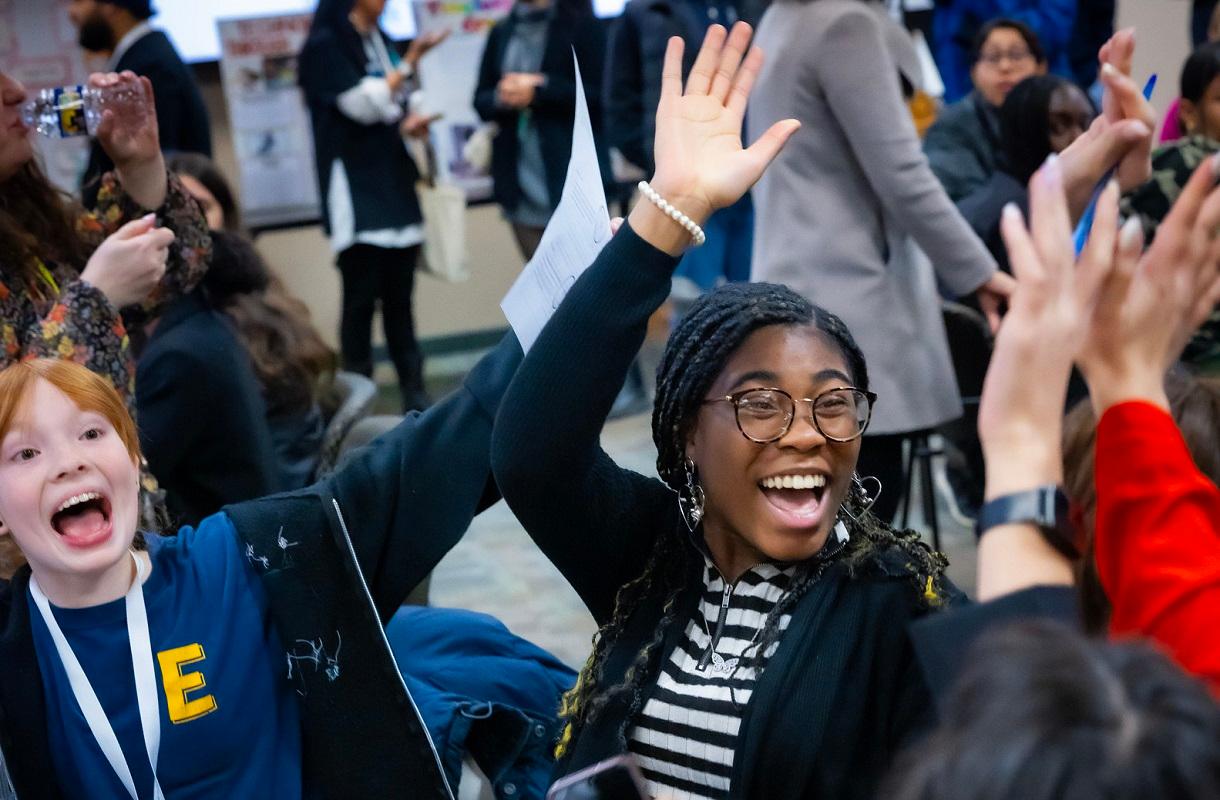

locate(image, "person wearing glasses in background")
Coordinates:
493 25 957 800
924 18 1047 203
931 0 1074 103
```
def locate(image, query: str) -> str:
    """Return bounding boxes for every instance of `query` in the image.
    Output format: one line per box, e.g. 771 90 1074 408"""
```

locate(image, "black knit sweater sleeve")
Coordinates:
491 223 682 624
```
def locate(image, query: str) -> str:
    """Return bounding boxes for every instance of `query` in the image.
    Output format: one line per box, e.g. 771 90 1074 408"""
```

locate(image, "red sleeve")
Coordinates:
1095 401 1220 691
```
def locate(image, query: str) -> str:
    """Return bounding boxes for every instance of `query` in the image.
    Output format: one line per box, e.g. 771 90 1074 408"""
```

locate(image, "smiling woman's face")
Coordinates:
685 324 863 580
0 71 32 183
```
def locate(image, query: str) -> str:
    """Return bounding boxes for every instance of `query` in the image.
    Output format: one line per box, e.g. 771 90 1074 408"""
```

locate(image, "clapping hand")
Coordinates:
1057 29 1155 218
629 23 799 255
1097 29 1155 191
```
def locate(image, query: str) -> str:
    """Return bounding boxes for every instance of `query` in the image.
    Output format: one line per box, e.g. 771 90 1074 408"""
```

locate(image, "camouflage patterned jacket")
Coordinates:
1122 136 1220 374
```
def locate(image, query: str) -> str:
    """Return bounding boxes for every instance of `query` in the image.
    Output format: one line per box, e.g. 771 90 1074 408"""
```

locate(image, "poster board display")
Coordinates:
161 0 417 63
0 0 91 192
217 14 321 229
413 0 513 201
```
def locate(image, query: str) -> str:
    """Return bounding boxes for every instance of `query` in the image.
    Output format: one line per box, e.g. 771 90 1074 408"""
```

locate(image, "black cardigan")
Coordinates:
136 289 282 527
298 22 422 238
491 227 950 799
473 9 609 217
0 334 522 799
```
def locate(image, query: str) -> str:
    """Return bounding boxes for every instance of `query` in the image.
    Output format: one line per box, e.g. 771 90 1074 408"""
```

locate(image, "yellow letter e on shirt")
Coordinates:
157 643 218 724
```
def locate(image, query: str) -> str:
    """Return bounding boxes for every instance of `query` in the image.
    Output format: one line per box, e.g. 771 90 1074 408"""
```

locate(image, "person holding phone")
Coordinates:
492 24 957 800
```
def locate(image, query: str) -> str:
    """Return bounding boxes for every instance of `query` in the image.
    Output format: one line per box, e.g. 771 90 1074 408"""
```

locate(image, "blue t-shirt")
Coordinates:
30 514 302 799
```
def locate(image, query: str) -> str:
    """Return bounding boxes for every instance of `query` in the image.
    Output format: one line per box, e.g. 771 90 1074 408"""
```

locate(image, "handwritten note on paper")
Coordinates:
501 53 611 353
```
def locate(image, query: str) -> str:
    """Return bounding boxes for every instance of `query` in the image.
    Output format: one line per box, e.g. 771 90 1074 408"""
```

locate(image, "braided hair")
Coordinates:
554 282 949 756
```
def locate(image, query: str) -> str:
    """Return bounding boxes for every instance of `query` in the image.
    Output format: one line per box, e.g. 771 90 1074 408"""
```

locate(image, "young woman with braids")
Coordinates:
492 24 956 800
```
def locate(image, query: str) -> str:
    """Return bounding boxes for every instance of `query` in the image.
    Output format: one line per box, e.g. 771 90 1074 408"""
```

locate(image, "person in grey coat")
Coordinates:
749 0 1013 521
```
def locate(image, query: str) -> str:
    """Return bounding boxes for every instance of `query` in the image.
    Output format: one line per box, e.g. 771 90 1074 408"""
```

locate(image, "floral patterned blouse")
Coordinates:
0 170 211 410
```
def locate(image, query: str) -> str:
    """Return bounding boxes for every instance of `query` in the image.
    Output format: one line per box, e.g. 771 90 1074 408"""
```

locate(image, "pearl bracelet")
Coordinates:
637 181 706 247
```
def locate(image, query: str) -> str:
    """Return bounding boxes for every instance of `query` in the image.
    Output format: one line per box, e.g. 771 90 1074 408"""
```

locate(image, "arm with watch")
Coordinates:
908 156 1089 705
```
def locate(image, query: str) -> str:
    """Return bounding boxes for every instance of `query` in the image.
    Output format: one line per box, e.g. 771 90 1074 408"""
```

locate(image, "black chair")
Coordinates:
313 371 378 479
899 431 944 551
938 301 994 520
899 303 994 550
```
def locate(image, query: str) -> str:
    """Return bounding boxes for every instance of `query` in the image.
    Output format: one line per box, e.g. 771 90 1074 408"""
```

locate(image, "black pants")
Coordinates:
336 243 427 411
855 432 908 525
510 223 546 261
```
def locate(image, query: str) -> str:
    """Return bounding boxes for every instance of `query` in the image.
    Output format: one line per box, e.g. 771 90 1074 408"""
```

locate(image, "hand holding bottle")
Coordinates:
91 71 167 209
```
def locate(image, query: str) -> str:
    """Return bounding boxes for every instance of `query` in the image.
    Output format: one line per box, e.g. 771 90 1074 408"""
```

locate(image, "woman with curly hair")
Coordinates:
0 70 209 405
492 24 954 800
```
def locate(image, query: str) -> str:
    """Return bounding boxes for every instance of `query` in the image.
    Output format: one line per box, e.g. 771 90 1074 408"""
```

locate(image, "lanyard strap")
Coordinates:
30 552 166 800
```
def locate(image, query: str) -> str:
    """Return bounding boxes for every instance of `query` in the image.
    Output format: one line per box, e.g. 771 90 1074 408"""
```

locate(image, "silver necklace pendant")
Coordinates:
708 651 740 676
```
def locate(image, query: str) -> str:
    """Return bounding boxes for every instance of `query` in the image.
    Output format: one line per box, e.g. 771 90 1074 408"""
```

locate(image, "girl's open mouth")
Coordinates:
50 492 114 548
758 474 830 529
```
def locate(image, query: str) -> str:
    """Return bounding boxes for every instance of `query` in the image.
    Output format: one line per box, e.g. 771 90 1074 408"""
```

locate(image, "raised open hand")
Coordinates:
978 157 1119 489
1077 156 1220 412
646 23 799 232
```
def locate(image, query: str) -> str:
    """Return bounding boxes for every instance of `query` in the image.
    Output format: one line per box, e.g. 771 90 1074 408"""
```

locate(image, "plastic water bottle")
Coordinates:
21 83 149 139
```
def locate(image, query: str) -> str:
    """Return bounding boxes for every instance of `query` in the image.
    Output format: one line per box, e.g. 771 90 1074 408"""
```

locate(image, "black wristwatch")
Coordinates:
976 485 1080 559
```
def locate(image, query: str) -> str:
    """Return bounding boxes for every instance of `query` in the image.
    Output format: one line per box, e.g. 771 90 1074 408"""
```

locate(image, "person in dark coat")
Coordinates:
956 74 1094 273
135 286 283 527
474 0 608 260
493 26 956 800
68 0 212 205
931 0 1076 103
298 0 444 412
924 18 1047 202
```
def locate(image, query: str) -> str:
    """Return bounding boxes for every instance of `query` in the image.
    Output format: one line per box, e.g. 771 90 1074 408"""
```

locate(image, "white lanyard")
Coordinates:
30 552 166 800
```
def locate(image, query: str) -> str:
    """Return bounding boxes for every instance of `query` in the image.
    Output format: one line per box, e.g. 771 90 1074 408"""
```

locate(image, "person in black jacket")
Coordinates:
474 0 608 259
957 74 1094 273
0 329 523 798
492 24 957 800
298 0 444 413
68 0 212 205
135 285 283 527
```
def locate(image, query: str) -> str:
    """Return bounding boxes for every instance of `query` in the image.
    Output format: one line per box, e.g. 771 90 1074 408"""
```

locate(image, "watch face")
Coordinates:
977 487 1079 558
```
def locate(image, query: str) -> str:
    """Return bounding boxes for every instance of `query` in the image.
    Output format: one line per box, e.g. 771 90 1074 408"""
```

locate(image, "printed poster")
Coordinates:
413 0 513 201
0 0 91 192
217 13 320 229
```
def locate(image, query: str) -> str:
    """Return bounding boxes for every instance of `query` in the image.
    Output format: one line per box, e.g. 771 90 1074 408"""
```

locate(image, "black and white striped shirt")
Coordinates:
627 558 794 799
626 523 849 800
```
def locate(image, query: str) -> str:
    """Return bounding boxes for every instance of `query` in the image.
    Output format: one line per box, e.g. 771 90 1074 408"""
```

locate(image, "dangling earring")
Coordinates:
678 457 706 531
843 473 882 521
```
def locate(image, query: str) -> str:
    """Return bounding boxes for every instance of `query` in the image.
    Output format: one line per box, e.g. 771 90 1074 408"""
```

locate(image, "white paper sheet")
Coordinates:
501 53 611 353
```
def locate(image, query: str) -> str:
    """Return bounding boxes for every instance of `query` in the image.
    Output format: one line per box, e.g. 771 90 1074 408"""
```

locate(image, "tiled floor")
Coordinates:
428 409 979 670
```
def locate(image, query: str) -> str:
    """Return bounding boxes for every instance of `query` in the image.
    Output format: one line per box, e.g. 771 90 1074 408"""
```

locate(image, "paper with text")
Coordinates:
501 53 611 353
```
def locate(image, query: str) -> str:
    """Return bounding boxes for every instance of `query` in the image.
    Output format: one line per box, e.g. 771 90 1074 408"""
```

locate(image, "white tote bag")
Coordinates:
417 179 470 282
407 135 470 283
